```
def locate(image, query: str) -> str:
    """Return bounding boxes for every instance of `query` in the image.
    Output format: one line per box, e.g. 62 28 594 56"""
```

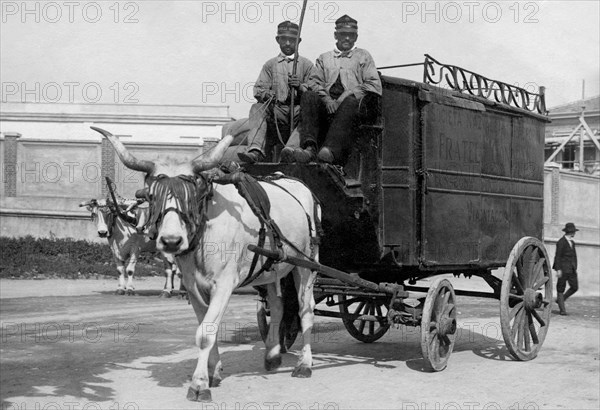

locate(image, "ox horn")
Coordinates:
191 134 235 173
90 127 155 174
79 199 94 207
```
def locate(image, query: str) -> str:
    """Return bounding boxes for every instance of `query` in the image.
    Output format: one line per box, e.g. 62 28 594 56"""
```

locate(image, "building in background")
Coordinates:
0 102 233 240
545 95 600 174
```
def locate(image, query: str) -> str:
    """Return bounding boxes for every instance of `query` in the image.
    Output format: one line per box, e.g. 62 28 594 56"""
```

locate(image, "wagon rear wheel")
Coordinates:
420 278 458 371
338 295 390 343
500 237 552 361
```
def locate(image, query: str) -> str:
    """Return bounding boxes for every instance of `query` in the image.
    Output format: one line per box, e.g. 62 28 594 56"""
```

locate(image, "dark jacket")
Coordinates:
553 236 578 273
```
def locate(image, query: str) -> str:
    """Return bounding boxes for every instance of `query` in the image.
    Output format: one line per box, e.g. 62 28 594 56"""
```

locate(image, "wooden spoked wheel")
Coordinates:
338 294 390 343
500 237 552 361
420 278 457 371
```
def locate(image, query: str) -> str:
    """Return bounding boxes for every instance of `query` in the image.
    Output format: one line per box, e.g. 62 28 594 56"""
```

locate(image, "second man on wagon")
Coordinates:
238 21 314 164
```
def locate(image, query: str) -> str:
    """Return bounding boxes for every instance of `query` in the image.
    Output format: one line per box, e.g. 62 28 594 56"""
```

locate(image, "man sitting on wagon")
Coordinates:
280 15 382 166
237 21 314 164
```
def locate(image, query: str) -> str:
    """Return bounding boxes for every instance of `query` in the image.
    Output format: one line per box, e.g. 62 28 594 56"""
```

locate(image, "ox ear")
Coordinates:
90 127 155 174
191 134 235 174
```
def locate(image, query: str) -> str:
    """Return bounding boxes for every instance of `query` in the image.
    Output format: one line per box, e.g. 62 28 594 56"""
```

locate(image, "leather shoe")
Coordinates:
293 146 316 163
317 147 335 163
280 147 296 163
237 150 265 164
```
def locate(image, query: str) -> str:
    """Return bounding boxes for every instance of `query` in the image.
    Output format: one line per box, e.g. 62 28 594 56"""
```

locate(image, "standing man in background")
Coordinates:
238 21 313 163
553 222 579 316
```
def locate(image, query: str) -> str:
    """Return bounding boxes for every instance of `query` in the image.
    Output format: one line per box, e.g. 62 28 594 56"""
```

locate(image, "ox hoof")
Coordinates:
291 365 312 378
159 291 172 299
264 355 282 372
179 292 188 300
187 386 212 402
209 376 222 388
115 289 125 295
126 289 136 296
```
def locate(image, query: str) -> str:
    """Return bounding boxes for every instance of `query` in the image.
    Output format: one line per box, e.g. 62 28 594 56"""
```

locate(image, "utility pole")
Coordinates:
579 79 585 171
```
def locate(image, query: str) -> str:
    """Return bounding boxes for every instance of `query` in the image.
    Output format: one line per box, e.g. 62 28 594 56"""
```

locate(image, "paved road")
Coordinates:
1 278 599 410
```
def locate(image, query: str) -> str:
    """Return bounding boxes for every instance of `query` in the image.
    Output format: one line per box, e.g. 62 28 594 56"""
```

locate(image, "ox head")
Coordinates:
90 126 236 254
80 199 114 238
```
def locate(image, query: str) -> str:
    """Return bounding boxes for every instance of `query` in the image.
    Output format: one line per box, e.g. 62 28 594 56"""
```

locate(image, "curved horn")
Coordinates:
90 127 155 174
192 134 234 174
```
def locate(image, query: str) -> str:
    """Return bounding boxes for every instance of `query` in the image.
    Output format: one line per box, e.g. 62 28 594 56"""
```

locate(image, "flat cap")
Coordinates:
277 20 299 37
335 14 358 32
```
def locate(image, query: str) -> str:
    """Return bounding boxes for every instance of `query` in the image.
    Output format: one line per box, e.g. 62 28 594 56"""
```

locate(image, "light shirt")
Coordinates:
254 53 314 104
309 47 382 101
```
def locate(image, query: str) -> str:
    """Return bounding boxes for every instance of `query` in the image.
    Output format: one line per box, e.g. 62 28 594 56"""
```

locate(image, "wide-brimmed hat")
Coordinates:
335 14 358 33
562 222 579 233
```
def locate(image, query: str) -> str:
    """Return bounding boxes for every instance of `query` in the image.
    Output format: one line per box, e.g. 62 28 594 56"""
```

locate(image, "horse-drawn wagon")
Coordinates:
247 54 552 371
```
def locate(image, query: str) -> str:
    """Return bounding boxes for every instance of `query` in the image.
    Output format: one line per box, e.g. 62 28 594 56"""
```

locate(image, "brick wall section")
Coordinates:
101 138 116 198
3 133 21 197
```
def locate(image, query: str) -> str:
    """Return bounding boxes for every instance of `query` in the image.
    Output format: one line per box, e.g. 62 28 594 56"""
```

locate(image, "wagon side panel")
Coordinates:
508 116 545 246
421 102 484 267
381 82 418 265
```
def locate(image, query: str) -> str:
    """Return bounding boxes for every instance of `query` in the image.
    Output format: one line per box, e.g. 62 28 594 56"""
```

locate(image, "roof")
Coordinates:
548 95 600 116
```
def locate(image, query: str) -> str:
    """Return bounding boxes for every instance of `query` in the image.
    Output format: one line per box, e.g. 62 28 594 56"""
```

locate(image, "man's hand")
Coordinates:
288 74 301 89
556 269 563 278
326 99 339 114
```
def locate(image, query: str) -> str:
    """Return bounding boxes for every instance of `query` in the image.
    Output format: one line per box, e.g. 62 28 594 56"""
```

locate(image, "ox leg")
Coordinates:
125 256 137 295
160 260 174 298
291 267 316 378
186 275 232 402
116 264 126 295
264 281 284 372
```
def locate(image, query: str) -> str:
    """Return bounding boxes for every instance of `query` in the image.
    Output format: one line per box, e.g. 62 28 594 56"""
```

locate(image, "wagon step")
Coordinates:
248 245 408 297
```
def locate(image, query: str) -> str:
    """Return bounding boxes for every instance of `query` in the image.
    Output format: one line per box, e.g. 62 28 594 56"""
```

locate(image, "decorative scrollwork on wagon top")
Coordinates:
422 54 547 115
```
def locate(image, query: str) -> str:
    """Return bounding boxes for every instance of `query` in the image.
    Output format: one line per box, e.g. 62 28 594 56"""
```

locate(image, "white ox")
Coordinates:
79 198 182 296
92 126 320 402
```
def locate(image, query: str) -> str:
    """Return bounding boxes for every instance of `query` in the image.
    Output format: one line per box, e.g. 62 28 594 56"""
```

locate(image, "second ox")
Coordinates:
79 197 184 297
92 125 320 402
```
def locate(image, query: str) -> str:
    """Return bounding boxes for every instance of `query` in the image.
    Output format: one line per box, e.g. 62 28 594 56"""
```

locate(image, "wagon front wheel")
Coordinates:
420 278 457 371
338 295 390 343
500 237 552 361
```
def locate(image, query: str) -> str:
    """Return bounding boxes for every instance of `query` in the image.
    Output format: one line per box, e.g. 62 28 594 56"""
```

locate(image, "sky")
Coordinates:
1 0 599 119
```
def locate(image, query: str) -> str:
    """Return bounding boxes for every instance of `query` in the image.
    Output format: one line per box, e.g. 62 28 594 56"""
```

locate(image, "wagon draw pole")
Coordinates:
289 0 309 136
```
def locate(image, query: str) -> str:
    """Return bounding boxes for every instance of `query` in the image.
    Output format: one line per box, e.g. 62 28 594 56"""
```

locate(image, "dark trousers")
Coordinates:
247 102 300 161
556 270 579 299
298 91 380 165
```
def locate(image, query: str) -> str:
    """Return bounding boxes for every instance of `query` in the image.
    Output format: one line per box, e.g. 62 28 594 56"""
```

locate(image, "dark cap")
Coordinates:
562 222 579 233
335 14 358 32
277 20 299 37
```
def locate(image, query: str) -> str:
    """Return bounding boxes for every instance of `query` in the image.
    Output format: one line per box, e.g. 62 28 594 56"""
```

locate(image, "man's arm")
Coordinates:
253 62 275 103
553 238 566 276
351 49 382 100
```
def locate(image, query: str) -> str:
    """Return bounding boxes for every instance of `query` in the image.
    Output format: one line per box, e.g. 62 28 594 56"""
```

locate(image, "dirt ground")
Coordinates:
1 277 598 410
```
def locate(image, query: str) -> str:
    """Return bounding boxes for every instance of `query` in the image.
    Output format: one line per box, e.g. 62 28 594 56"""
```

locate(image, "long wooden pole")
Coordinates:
289 0 309 136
